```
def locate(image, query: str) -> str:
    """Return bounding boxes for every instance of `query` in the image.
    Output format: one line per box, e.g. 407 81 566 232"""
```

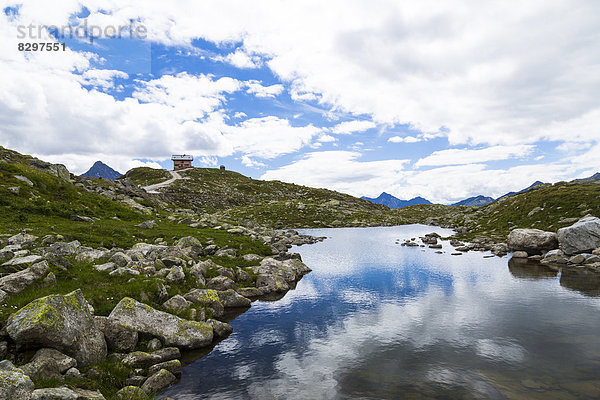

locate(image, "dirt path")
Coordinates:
142 170 183 193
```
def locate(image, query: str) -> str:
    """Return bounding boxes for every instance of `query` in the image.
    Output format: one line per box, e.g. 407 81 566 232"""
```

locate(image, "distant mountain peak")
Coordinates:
362 192 432 209
81 161 122 179
451 195 495 207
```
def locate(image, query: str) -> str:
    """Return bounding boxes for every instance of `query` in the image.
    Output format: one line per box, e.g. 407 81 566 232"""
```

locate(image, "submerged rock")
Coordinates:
6 289 107 367
108 297 213 349
557 216 600 255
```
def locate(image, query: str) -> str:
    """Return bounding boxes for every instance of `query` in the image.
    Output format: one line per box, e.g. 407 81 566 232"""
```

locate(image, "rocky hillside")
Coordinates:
123 166 405 228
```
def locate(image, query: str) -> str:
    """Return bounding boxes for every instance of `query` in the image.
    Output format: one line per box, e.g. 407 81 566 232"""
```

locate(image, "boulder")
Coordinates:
8 233 37 246
148 359 182 377
176 236 202 249
557 217 600 255
109 252 131 267
218 289 251 308
6 289 107 366
122 351 161 368
140 369 177 395
163 295 191 313
236 287 264 298
94 316 138 352
20 348 77 380
115 386 149 400
147 338 162 352
207 319 233 338
30 387 79 400
255 274 289 293
46 241 80 256
207 276 236 291
75 249 108 262
1 254 44 268
165 266 185 283
151 347 180 363
0 360 35 400
569 254 586 264
94 262 116 272
0 260 50 294
70 215 94 223
136 220 156 229
108 297 213 349
507 229 558 255
109 267 140 277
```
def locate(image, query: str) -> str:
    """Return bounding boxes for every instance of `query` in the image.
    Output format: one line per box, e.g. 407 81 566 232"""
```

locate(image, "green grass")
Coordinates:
120 167 171 187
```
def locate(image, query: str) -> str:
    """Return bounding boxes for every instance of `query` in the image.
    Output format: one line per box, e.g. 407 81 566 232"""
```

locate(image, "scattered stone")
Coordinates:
31 387 78 400
6 289 107 367
148 359 182 377
557 216 600 255
108 297 213 349
64 367 81 379
1 254 44 268
0 260 50 294
569 254 586 264
42 272 56 287
70 215 95 223
109 252 132 267
527 206 543 217
109 267 140 277
94 262 116 272
20 348 77 380
512 251 528 258
8 233 37 246
115 386 149 400
163 295 191 313
122 351 161 368
151 347 181 363
136 220 156 229
207 276 236 291
141 369 177 395
165 266 185 283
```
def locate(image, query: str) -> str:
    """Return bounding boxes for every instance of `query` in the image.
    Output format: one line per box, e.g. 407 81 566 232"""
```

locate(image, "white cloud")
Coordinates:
213 49 261 69
241 155 266 168
262 151 409 195
317 134 336 143
330 120 376 135
222 116 321 159
245 80 284 98
415 145 534 167
79 69 129 89
388 135 420 143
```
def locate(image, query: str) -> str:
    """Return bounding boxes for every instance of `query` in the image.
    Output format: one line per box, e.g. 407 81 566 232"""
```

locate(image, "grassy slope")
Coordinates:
140 167 406 228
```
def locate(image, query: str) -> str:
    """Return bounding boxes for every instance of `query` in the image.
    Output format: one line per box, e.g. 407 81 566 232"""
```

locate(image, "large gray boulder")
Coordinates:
218 289 251 308
0 360 35 400
0 260 50 295
507 229 558 255
6 289 107 367
557 217 600 255
108 297 213 349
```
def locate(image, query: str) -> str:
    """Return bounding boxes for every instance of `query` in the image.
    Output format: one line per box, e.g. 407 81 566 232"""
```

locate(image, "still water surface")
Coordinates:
162 225 600 399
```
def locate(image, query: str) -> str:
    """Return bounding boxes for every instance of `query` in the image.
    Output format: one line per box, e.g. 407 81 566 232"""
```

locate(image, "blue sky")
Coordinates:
1 1 599 203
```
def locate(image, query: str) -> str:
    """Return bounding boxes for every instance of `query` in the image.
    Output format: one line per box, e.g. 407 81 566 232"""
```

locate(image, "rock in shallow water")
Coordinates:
507 229 558 255
557 216 600 255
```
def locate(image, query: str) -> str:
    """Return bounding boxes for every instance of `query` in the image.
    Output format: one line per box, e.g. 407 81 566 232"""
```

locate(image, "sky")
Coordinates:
0 0 599 204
